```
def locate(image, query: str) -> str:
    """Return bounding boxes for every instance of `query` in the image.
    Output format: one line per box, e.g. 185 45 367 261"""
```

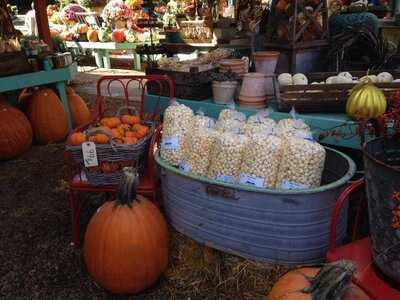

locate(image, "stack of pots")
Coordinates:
237 73 267 108
219 59 247 76
252 51 280 99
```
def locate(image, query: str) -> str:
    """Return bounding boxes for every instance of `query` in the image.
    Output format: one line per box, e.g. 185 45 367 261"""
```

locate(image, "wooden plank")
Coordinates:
0 63 78 93
65 41 138 50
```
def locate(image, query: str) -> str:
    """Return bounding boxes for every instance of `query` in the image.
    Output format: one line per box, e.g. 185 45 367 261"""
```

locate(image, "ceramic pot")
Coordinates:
239 73 267 98
253 51 279 97
212 81 238 104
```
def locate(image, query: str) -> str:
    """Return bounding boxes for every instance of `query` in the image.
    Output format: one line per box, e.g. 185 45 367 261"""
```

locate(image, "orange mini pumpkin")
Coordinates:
111 128 122 139
121 114 140 125
100 117 121 128
266 260 370 300
89 133 109 144
99 126 112 133
132 124 149 139
84 168 169 295
123 136 138 144
70 132 87 145
117 123 131 135
124 131 136 138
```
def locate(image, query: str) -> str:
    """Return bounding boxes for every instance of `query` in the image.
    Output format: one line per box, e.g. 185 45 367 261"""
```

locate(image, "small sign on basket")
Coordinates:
82 141 99 167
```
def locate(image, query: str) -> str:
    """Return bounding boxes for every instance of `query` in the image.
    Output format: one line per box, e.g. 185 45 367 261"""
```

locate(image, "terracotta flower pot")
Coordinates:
212 81 238 104
239 73 267 98
253 51 280 97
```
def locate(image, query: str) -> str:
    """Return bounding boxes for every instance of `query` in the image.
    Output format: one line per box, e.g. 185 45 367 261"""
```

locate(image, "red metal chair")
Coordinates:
65 75 173 247
326 179 400 299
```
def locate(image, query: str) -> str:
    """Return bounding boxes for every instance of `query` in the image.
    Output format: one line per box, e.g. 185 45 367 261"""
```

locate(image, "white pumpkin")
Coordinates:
393 79 400 83
338 72 353 81
326 76 337 84
333 76 352 84
377 72 393 83
278 73 293 86
293 73 308 85
360 75 377 83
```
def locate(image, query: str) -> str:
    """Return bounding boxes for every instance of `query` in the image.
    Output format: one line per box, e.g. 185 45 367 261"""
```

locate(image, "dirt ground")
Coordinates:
0 69 291 299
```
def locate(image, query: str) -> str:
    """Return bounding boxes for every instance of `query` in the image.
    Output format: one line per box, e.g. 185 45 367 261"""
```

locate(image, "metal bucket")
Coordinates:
156 147 356 264
364 137 400 285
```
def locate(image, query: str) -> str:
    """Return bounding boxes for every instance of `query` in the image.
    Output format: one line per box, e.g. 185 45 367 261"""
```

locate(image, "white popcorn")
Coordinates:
192 114 215 130
160 103 194 165
208 133 249 183
218 108 246 123
275 118 311 137
242 115 276 136
239 133 285 188
276 136 326 189
180 128 218 176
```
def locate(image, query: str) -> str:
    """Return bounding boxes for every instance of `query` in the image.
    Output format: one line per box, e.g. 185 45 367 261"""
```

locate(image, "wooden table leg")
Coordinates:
133 50 141 71
103 50 112 69
93 49 105 68
55 81 73 131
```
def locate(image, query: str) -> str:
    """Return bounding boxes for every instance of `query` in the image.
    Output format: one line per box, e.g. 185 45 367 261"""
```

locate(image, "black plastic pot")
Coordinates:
364 137 400 286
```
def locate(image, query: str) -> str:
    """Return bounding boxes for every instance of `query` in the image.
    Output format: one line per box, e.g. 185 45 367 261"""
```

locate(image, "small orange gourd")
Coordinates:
27 88 68 144
76 23 88 34
121 114 140 125
89 133 109 144
70 132 87 145
267 260 370 300
84 168 169 295
132 124 149 139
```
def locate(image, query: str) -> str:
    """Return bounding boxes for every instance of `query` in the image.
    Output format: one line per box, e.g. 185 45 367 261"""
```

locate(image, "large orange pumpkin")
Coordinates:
0 104 33 159
84 167 169 295
27 88 68 144
67 88 91 128
267 260 370 300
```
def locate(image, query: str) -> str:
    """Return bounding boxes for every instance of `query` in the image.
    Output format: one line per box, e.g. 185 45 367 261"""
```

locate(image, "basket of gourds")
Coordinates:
65 106 154 186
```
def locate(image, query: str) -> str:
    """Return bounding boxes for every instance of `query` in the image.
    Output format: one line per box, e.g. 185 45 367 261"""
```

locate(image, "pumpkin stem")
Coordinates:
302 260 356 300
116 167 139 207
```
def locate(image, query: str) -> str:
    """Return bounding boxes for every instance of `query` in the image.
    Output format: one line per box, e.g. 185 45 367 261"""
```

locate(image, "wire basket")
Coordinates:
65 106 155 186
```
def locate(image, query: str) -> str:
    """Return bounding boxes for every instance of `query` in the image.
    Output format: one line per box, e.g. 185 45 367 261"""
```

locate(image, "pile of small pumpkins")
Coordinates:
0 86 91 160
59 23 138 43
69 114 149 146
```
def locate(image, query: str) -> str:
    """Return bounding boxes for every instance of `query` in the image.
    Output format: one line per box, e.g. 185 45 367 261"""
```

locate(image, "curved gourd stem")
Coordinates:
116 167 139 207
302 260 356 300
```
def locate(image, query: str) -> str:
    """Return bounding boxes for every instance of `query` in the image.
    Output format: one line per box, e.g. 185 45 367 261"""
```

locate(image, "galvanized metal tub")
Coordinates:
364 137 400 285
156 147 356 264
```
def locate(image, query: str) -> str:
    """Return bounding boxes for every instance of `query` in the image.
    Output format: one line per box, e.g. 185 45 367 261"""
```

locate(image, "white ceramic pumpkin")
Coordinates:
338 72 353 81
278 73 293 86
333 76 352 84
326 76 336 84
393 79 400 83
293 73 308 85
377 72 393 83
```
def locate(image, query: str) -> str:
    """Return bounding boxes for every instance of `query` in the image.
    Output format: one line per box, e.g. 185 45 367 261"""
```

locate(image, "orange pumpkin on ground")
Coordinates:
89 133 109 144
0 104 33 159
121 114 140 125
87 28 98 42
27 88 68 144
84 167 169 295
67 91 91 128
266 260 370 300
70 132 87 145
65 85 75 95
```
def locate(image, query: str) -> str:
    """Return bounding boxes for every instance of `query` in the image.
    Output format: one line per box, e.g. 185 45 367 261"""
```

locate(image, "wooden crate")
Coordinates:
277 70 400 113
0 52 31 77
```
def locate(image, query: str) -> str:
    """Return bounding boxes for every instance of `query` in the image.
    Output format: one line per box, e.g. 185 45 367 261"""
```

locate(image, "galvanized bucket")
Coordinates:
156 147 356 264
364 137 400 285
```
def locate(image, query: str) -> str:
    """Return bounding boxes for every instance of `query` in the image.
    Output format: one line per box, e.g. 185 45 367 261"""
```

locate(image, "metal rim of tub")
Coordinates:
155 146 356 195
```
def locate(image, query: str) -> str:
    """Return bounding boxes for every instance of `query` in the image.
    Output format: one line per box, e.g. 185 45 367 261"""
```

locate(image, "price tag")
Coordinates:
281 180 309 190
179 163 190 173
161 137 179 150
239 174 264 188
82 141 98 167
216 174 235 184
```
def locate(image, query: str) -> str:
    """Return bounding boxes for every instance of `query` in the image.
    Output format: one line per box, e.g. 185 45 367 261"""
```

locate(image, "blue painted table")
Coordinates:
0 63 78 131
144 94 363 150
